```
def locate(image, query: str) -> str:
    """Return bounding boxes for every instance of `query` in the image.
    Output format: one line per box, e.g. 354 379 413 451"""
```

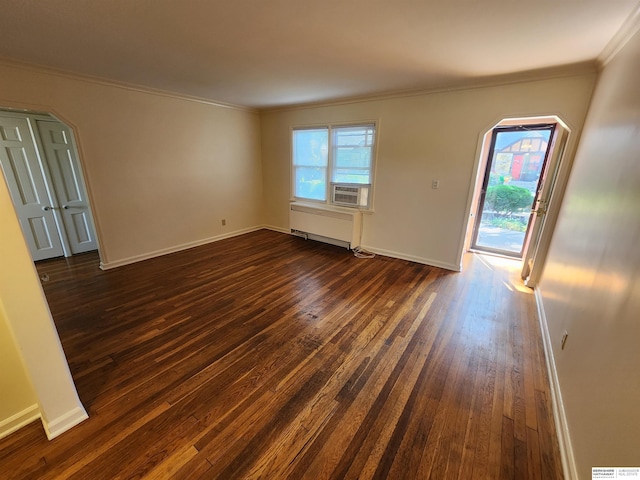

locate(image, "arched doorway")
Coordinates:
0 109 99 261
465 116 571 286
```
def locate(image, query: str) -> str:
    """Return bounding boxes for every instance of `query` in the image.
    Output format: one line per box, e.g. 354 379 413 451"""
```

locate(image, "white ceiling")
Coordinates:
0 0 638 108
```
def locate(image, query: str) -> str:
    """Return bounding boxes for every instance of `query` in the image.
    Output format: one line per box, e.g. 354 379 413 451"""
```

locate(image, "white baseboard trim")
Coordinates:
42 406 88 440
0 404 40 440
534 287 578 480
360 245 461 272
262 225 290 234
271 227 460 270
99 226 264 270
99 225 460 272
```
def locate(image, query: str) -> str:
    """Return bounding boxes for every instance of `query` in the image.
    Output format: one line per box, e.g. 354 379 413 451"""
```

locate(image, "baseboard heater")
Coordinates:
289 202 362 250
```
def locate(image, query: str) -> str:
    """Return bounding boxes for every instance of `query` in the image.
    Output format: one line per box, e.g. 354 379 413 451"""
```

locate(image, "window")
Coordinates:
292 123 376 208
292 128 328 201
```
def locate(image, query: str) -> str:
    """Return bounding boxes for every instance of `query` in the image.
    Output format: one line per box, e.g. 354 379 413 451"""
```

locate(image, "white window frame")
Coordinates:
291 121 377 210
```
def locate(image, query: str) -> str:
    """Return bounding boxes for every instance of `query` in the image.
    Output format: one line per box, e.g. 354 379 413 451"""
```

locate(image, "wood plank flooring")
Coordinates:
0 229 563 479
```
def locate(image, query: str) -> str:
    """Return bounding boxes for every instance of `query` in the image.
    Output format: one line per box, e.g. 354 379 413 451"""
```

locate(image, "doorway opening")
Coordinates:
465 116 571 285
471 124 555 258
0 109 99 262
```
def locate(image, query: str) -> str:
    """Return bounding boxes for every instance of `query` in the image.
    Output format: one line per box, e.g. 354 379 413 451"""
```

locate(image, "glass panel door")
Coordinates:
471 125 555 258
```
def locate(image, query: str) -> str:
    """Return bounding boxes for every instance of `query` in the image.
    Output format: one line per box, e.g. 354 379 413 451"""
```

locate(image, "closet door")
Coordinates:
36 120 98 254
0 115 64 260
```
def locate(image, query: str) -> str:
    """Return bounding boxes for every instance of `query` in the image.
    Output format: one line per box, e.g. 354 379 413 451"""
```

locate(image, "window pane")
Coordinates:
334 126 375 147
334 147 372 169
295 166 326 201
333 168 370 184
293 129 328 167
332 125 374 184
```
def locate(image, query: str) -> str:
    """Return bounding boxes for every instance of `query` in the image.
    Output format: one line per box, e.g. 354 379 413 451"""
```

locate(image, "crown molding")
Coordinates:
0 56 258 113
0 54 599 114
262 63 598 113
598 3 640 68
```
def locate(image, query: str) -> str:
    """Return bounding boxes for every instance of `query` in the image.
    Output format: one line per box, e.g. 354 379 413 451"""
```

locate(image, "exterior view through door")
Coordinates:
471 124 555 258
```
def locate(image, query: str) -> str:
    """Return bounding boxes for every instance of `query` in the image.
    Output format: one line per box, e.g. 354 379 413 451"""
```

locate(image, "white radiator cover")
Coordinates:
289 202 363 249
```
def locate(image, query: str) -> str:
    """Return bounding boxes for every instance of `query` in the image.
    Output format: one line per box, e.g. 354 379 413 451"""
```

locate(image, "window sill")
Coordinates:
290 199 373 214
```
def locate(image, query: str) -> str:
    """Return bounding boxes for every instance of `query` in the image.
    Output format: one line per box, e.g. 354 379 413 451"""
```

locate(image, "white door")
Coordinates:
36 120 98 254
0 115 64 261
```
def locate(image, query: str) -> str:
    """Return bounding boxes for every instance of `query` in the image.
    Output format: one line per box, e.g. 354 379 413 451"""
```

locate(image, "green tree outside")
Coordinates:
483 185 533 232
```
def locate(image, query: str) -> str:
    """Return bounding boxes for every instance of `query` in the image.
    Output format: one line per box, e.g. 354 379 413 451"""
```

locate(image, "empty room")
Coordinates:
1 1 639 479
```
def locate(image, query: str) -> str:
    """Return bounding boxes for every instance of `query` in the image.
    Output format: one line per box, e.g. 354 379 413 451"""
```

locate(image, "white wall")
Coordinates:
538 29 640 480
261 75 596 270
0 178 87 438
0 60 264 267
0 301 37 439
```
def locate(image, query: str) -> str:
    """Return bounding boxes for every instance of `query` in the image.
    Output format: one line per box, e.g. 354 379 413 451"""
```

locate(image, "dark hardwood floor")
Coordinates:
0 229 563 479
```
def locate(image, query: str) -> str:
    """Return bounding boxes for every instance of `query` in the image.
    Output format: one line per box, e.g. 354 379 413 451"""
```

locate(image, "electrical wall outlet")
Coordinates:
432 179 440 189
221 219 226 226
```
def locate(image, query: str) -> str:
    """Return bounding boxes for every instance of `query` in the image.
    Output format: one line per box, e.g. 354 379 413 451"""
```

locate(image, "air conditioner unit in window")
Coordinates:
331 183 370 207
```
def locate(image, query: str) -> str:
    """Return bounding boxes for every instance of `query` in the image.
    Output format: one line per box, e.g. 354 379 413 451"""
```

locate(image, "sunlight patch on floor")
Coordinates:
474 252 532 294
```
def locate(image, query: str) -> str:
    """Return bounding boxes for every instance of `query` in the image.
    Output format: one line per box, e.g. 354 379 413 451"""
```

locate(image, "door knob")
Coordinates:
42 205 52 211
62 205 70 210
